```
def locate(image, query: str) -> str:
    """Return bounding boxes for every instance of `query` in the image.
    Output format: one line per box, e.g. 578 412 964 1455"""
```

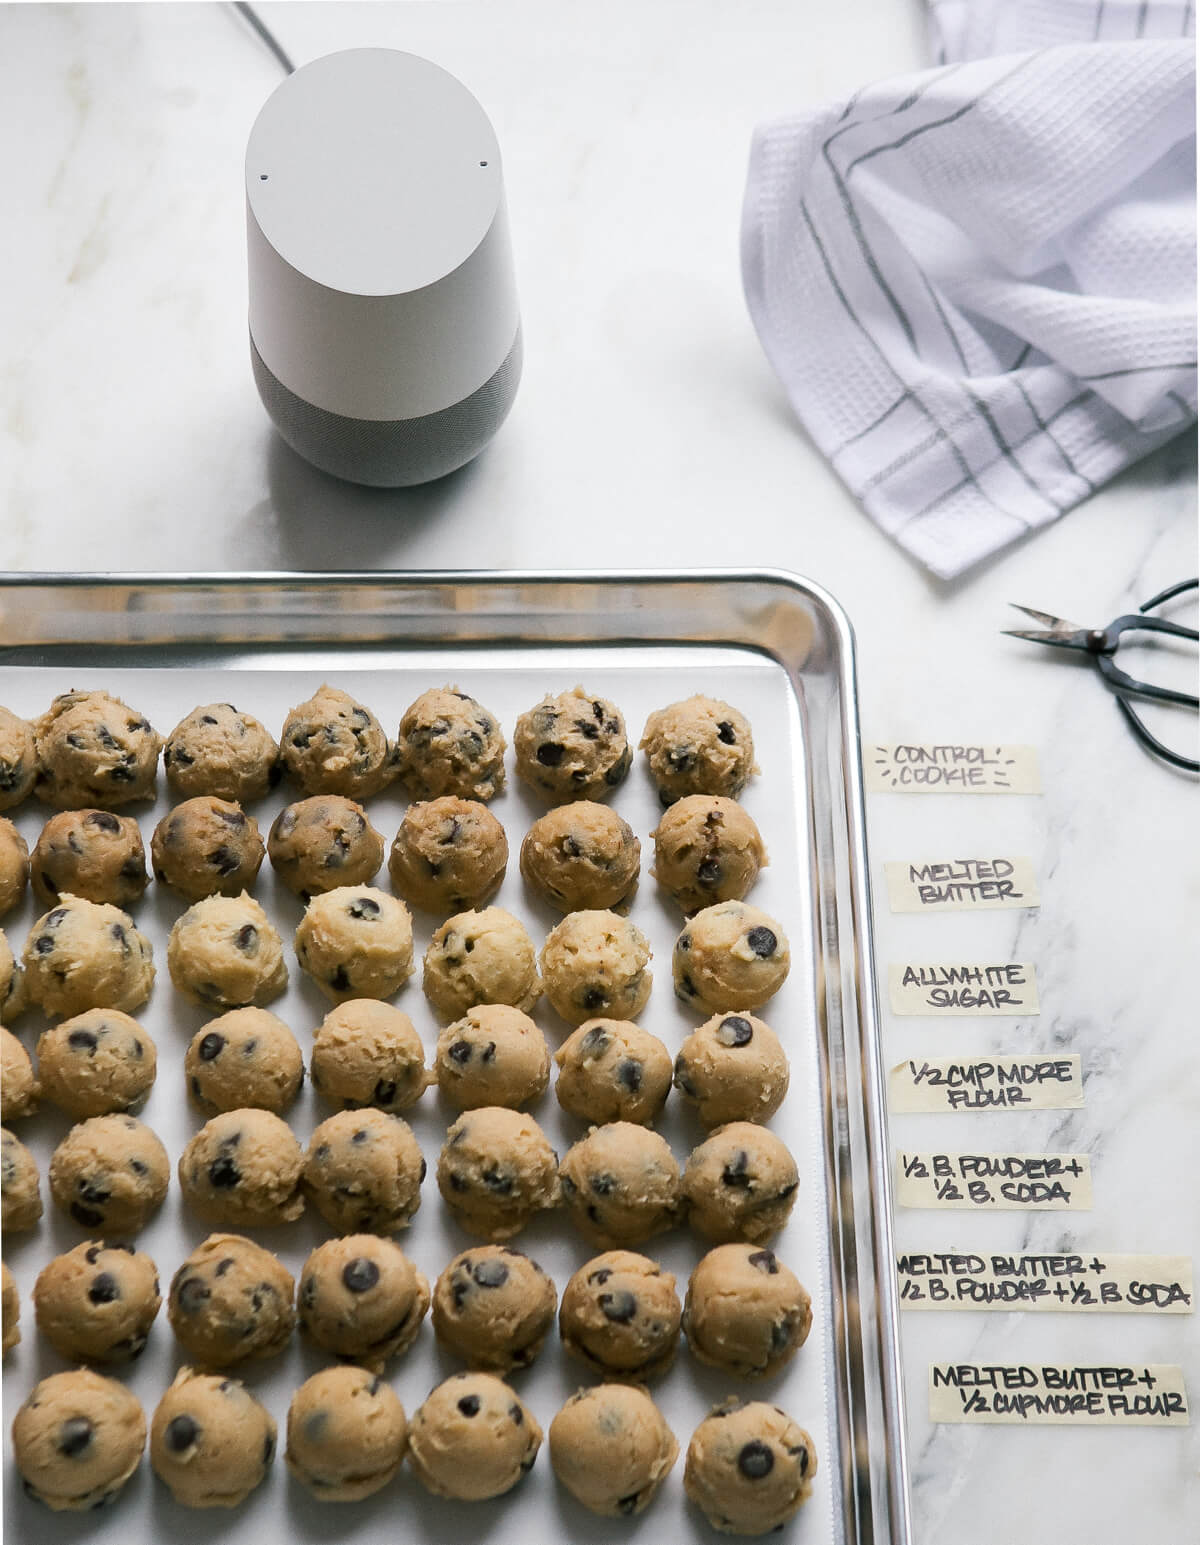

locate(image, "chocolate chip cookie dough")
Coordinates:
652 795 767 914
437 1106 559 1240
30 809 148 909
295 885 413 1002
554 1019 672 1126
303 1107 425 1233
281 684 396 799
2 1124 42 1230
514 686 632 802
640 695 757 805
1 1025 40 1120
684 1244 812 1378
298 1234 429 1368
0 704 37 810
2 1260 18 1354
268 794 383 896
407 1372 541 1501
151 797 265 900
34 690 161 809
520 801 641 912
559 1123 681 1248
49 1114 169 1234
12 1368 146 1510
435 1003 550 1111
682 1123 798 1245
559 1250 681 1381
23 895 155 1017
684 1398 817 1535
167 891 286 1008
184 1007 303 1116
178 1108 304 1227
286 1366 409 1502
541 910 652 1026
395 686 507 802
33 1240 161 1364
0 815 29 915
432 1245 558 1373
549 1384 678 1517
423 906 541 1019
389 796 509 913
167 1233 295 1366
163 702 282 802
37 1009 157 1118
673 1012 789 1127
150 1367 276 1507
0 926 23 1022
673 901 790 1012
310 999 430 1115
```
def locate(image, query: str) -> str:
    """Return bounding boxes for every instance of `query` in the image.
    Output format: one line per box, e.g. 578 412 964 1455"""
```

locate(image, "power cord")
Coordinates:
234 2 295 75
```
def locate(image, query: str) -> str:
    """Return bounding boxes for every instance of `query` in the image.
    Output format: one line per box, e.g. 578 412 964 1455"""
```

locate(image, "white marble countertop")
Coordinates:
1 4 1197 1543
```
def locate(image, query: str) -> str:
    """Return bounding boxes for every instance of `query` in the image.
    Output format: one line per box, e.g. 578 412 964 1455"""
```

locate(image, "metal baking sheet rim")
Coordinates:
0 566 912 1545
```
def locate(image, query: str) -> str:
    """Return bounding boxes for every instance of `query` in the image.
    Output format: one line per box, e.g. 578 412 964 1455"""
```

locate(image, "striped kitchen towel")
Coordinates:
741 0 1196 579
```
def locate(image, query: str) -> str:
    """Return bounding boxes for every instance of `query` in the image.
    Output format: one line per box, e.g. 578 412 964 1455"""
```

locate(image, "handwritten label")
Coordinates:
929 1364 1189 1425
885 857 1039 913
889 961 1039 1015
898 1253 1193 1312
895 1151 1091 1210
866 743 1040 794
889 1055 1081 1113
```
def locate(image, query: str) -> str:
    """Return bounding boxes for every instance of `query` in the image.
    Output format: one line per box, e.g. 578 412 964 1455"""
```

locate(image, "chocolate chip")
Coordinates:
351 1127 369 1144
70 1201 104 1227
575 718 600 741
616 1058 642 1092
535 742 564 767
88 1272 119 1305
770 1318 794 1353
342 1257 380 1293
85 811 120 833
234 924 258 953
581 986 607 1012
580 1026 610 1056
84 1245 102 1264
677 932 691 952
33 934 55 955
697 858 722 886
347 896 380 920
330 965 350 992
509 1403 523 1425
722 1150 752 1188
165 1414 198 1453
68 1028 99 1053
599 1290 637 1324
207 1155 241 1188
447 1039 472 1065
482 1168 513 1195
472 1259 509 1289
589 1172 615 1196
749 1249 779 1274
717 721 736 744
303 1410 328 1443
738 1440 775 1479
208 846 240 876
717 1015 754 1047
215 1256 235 1275
58 1417 94 1457
198 1032 225 1061
746 926 777 958
457 1395 481 1417
372 1079 397 1105
668 746 695 772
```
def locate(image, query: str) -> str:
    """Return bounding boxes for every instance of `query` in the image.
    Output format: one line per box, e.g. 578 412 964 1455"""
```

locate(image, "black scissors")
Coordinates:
1004 578 1199 773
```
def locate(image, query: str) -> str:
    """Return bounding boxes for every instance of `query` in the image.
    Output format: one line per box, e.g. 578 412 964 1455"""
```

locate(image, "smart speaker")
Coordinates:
245 48 520 487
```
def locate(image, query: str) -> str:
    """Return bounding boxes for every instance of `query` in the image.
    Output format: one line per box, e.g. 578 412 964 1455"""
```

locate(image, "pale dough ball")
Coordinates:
37 1008 157 1118
163 702 281 802
281 683 397 798
423 906 541 1020
34 690 161 809
437 1106 559 1241
12 1367 146 1511
295 885 413 1002
684 1243 812 1378
684 1398 817 1535
640 695 756 806
184 1006 303 1115
150 1367 275 1508
167 1232 295 1366
0 815 29 915
435 1003 550 1110
408 1372 541 1500
432 1245 558 1373
167 891 286 1009
33 1240 161 1364
673 901 789 1012
0 925 24 1023
554 1019 672 1126
395 686 507 802
683 1122 798 1245
287 1365 408 1501
303 1107 425 1233
520 801 640 912
514 686 631 802
0 704 37 809
311 998 431 1114
559 1250 681 1380
1 1024 40 1120
2 1259 18 1354
389 795 508 913
268 794 383 896
49 1114 169 1234
23 894 155 1018
2 1124 42 1230
559 1122 681 1249
178 1108 304 1227
541 910 652 1027
151 797 265 900
652 795 767 914
673 1012 790 1127
29 809 147 910
298 1234 429 1369
550 1384 678 1517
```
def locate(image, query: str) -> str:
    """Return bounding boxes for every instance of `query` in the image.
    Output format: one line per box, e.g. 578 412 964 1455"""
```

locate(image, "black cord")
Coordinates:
234 1 295 75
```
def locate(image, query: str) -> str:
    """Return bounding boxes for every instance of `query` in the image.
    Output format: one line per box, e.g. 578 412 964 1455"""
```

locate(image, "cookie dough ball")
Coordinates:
389 796 508 913
0 816 28 915
34 1240 161 1363
298 1234 429 1368
550 1384 678 1517
408 1372 541 1500
281 684 396 799
0 704 36 810
673 901 789 1013
178 1108 304 1227
432 1245 557 1373
50 1114 169 1234
1 1024 39 1119
2 1125 42 1229
435 1003 550 1111
395 686 507 802
150 1367 275 1508
514 686 631 803
286 1366 408 1501
268 794 383 896
652 795 767 914
0 926 23 1022
163 702 281 802
437 1106 559 1240
683 1123 798 1245
554 1019 672 1126
303 1107 425 1233
684 1244 812 1378
673 1012 790 1127
30 809 147 912
684 1398 817 1535
37 1009 156 1118
151 797 264 901
184 1007 303 1116
295 885 413 1002
34 691 161 809
2 1260 18 1354
167 1233 295 1366
541 910 652 1028
167 891 286 1008
22 895 155 1017
520 802 640 912
12 1368 145 1510
640 695 757 806
559 1123 681 1248
310 999 430 1114
560 1250 681 1380
423 906 541 1019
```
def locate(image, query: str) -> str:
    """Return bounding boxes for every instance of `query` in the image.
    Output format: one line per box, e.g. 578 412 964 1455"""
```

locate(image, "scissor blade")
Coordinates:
1001 628 1093 650
1007 602 1083 632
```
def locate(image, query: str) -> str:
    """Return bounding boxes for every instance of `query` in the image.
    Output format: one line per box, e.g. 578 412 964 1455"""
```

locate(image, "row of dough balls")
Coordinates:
0 787 767 918
10 1360 815 1531
0 686 755 812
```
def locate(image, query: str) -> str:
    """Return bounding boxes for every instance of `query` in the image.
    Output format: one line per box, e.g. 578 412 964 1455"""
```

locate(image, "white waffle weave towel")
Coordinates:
741 0 1196 579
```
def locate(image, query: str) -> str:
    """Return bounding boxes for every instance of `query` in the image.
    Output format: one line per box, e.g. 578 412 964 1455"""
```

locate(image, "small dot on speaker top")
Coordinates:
479 161 488 168
260 173 269 181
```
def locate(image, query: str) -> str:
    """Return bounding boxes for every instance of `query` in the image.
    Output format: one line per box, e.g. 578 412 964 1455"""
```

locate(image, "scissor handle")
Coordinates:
1096 652 1200 708
1113 694 1200 773
1107 613 1199 645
